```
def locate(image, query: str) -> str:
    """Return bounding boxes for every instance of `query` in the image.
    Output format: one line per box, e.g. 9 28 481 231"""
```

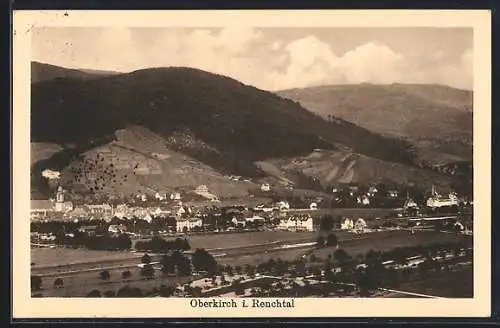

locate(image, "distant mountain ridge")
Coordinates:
31 61 120 83
30 62 469 198
277 83 473 162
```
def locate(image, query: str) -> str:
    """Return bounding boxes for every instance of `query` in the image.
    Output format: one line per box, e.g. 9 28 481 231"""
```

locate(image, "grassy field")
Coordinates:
32 230 472 297
31 247 142 267
311 230 472 260
32 231 319 267
33 265 192 297
185 230 318 250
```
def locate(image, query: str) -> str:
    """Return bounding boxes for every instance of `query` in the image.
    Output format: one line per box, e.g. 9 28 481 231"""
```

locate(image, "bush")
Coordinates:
122 270 132 280
53 278 64 288
99 270 111 281
86 289 102 297
31 275 42 291
141 253 152 264
326 233 338 247
103 290 115 298
140 264 155 279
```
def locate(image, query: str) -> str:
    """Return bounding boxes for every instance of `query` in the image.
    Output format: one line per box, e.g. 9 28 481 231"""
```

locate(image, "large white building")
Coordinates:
176 217 203 232
277 215 314 232
426 186 458 208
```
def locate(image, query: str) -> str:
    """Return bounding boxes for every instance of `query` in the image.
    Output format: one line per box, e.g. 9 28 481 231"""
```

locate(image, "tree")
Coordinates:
191 248 218 274
176 256 192 276
103 290 115 297
182 239 191 251
141 264 155 279
316 236 325 248
244 264 255 276
326 233 338 247
122 270 132 281
141 253 152 264
86 289 102 297
161 254 175 275
159 284 175 297
295 260 306 276
31 275 42 291
53 278 64 288
99 270 111 282
319 215 334 232
334 248 350 264
116 285 143 297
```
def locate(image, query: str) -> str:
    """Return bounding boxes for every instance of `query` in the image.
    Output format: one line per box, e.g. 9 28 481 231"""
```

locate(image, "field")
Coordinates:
33 265 192 297
31 247 142 267
185 230 318 250
311 230 472 259
31 229 472 297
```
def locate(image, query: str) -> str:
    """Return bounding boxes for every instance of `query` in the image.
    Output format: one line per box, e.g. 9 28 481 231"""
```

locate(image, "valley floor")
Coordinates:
31 229 472 298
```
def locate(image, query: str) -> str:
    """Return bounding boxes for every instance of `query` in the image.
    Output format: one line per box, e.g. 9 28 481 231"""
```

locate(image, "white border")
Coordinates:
12 10 491 318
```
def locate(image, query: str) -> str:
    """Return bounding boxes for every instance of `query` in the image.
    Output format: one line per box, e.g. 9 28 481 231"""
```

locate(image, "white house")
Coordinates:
426 192 459 208
176 217 203 232
260 183 271 192
245 215 266 223
278 215 314 232
42 169 61 180
108 224 127 234
354 218 367 232
404 197 418 209
309 202 318 210
388 190 399 198
357 195 370 206
231 217 246 227
277 201 290 211
341 218 354 230
155 192 166 201
170 192 182 201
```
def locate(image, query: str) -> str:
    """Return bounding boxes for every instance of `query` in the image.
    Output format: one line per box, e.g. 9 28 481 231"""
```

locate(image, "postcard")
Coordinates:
12 9 491 318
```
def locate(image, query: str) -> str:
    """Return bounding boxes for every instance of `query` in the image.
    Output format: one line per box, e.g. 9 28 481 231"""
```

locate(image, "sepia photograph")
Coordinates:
13 10 491 318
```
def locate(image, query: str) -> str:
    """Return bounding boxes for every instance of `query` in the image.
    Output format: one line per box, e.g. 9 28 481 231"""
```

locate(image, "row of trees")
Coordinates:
135 237 190 253
85 284 177 298
52 231 132 251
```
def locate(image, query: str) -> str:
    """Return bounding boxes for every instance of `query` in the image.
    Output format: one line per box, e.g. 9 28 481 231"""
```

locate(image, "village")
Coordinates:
29 180 473 299
31 181 472 238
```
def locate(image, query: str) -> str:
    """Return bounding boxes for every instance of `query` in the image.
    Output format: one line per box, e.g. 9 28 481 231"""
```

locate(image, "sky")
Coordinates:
32 27 473 91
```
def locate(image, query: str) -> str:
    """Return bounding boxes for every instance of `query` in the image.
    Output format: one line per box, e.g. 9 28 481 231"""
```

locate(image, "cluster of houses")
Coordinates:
340 218 368 233
30 186 318 233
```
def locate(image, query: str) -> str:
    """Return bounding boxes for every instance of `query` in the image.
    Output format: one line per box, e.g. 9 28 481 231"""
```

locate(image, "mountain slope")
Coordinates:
256 149 457 193
31 61 119 83
277 84 473 162
31 67 417 179
31 126 253 199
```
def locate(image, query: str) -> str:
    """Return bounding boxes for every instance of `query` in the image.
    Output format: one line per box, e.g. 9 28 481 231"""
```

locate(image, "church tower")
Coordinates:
55 186 64 212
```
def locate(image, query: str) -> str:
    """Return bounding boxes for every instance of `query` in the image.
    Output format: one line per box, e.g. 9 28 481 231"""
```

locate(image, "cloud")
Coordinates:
270 37 407 89
32 27 473 91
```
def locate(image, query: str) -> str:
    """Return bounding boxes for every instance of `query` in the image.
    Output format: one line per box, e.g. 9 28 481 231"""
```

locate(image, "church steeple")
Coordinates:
56 186 64 203
55 186 64 212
